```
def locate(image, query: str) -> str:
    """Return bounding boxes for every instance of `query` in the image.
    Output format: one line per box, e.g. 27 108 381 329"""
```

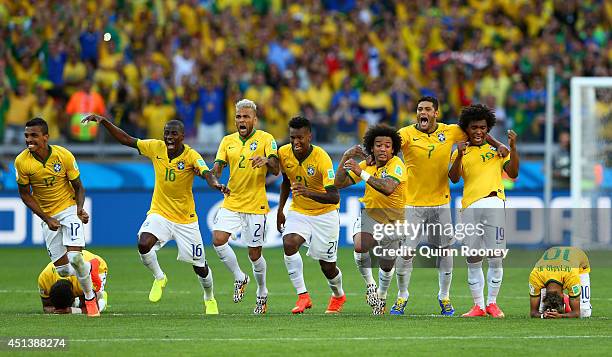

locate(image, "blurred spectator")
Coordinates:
552 131 571 189
175 84 198 140
197 74 225 146
142 93 175 140
79 21 100 67
358 78 392 135
244 72 273 110
109 86 141 139
65 79 106 142
4 82 36 144
30 85 61 141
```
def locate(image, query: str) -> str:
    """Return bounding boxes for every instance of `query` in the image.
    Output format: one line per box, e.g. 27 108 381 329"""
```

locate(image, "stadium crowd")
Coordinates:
0 0 610 146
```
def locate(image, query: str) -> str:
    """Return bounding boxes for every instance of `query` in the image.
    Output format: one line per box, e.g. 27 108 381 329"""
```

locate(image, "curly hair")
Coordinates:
288 116 311 131
458 104 496 132
542 292 564 312
363 124 402 156
49 279 74 309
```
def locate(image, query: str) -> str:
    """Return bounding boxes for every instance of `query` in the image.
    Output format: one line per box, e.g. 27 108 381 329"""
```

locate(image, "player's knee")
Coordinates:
319 261 337 278
67 251 86 271
193 264 209 278
487 257 503 269
248 248 262 261
466 255 483 264
282 236 300 255
137 234 156 254
55 263 72 278
212 231 230 246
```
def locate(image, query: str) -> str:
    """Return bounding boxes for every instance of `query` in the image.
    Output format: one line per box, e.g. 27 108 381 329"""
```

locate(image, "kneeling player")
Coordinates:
277 117 346 314
529 246 592 318
449 104 519 318
335 124 407 315
39 250 108 314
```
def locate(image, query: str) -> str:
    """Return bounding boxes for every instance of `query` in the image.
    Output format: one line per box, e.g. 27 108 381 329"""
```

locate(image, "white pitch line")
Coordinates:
68 335 612 343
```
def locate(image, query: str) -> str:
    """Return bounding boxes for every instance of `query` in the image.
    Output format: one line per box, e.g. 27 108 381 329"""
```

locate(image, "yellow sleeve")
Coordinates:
137 139 156 159
38 269 50 298
565 274 582 299
502 152 511 170
215 137 228 164
14 157 30 186
528 270 543 297
450 124 467 142
387 158 406 183
265 134 278 159
62 148 80 181
398 127 410 146
191 151 210 175
348 160 367 184
450 149 458 164
319 151 336 188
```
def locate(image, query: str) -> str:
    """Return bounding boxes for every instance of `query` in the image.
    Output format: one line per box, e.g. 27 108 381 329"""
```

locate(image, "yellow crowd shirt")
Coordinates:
398 123 467 206
528 247 590 299
451 144 511 209
348 156 407 223
15 145 80 217
38 250 108 298
215 130 278 214
279 144 339 216
137 140 209 224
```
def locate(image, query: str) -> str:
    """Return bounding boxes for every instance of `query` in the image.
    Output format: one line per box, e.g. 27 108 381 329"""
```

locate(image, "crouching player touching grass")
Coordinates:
448 104 519 318
335 124 407 315
277 117 346 314
15 117 100 317
529 246 592 318
82 115 228 314
39 250 108 314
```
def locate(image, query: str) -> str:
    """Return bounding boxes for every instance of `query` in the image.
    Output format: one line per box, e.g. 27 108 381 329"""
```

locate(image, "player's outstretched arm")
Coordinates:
18 185 60 230
81 114 137 148
504 130 519 178
70 177 89 224
449 142 467 183
267 156 280 175
201 171 230 195
277 174 291 233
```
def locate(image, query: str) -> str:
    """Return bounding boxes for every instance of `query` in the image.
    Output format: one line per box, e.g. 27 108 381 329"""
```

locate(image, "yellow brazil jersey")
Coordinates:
215 130 278 214
278 144 339 216
451 144 511 209
38 250 108 298
348 156 407 223
529 247 590 299
137 140 209 224
15 145 80 217
398 123 467 206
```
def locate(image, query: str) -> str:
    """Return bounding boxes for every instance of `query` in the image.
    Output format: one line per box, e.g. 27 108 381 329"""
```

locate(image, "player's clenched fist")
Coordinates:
77 208 89 224
343 158 362 175
508 130 517 150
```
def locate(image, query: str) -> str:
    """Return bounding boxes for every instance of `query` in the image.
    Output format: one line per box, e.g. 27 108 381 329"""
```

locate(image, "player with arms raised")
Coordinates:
394 96 508 316
335 124 407 315
82 115 227 314
277 116 345 314
15 117 100 317
211 99 280 314
529 246 591 318
448 104 519 318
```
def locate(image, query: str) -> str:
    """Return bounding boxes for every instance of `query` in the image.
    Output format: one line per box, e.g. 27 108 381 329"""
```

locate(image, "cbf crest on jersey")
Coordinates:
437 132 446 143
490 146 497 151
380 169 388 178
177 160 185 170
52 160 62 173
250 140 258 151
307 164 316 176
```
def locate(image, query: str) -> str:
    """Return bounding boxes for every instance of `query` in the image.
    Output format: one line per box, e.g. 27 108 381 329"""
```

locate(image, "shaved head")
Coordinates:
165 120 184 134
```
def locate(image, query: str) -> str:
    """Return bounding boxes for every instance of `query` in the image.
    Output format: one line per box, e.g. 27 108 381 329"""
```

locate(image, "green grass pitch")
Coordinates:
1 247 611 355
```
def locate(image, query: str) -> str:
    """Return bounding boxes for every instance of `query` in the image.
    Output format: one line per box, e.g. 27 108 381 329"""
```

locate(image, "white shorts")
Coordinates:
404 203 454 249
459 197 506 252
351 209 402 260
43 205 86 263
212 208 267 247
284 209 340 262
138 213 207 267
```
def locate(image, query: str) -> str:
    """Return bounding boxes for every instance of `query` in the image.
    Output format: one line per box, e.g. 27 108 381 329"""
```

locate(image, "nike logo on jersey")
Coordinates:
228 146 234 150
286 164 294 168
412 138 419 141
156 156 163 160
